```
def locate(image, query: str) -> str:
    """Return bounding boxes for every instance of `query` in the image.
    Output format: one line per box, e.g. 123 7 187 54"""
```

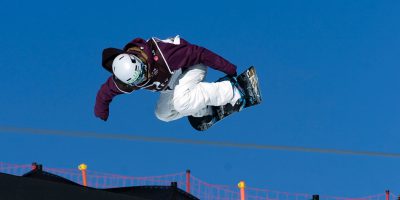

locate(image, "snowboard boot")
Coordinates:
229 77 247 112
218 75 247 112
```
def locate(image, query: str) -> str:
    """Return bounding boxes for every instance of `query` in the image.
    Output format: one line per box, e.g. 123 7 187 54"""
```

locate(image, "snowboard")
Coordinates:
188 66 262 131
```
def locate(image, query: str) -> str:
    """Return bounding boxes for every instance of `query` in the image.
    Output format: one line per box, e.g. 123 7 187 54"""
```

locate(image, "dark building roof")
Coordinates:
0 166 199 200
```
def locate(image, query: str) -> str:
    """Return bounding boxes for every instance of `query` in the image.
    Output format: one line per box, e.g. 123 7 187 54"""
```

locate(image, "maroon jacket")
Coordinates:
95 36 237 121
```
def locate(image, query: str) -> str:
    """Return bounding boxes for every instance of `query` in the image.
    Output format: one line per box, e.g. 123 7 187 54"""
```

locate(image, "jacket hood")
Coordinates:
102 48 124 73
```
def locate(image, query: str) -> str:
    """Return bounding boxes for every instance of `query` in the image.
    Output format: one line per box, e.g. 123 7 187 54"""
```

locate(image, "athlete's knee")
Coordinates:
154 110 175 122
172 96 191 114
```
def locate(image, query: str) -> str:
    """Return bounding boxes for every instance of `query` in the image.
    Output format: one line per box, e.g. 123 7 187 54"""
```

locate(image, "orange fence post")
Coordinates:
78 164 88 187
386 190 390 200
238 180 246 200
186 170 191 194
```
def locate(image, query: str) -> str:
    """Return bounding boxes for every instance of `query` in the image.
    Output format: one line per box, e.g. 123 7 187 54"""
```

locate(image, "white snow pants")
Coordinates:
155 64 235 122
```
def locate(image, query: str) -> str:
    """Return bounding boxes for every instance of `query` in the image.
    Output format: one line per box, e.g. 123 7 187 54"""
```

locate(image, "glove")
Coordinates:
94 89 110 121
94 76 130 121
94 102 109 121
94 76 123 122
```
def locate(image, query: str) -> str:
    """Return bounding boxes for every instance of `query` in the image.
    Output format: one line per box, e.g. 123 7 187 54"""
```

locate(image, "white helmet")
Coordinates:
112 53 147 86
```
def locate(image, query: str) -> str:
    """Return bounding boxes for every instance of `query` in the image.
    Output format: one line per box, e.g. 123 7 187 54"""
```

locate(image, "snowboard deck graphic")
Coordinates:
188 66 262 131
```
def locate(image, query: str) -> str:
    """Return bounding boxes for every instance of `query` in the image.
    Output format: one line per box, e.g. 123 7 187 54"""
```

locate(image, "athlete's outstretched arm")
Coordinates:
94 76 124 121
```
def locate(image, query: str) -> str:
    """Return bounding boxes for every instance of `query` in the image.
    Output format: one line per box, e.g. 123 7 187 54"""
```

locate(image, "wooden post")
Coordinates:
78 164 88 187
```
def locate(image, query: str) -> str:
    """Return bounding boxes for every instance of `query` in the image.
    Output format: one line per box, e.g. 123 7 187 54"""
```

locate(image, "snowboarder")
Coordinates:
94 35 245 122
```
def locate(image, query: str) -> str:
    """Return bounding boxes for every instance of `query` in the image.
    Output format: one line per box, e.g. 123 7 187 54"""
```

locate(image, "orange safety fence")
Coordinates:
0 162 397 200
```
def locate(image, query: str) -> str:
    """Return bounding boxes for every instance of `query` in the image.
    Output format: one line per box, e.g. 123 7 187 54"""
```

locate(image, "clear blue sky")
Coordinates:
1 0 399 197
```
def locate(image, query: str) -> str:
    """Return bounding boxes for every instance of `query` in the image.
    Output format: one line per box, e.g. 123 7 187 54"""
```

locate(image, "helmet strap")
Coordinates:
126 47 148 64
126 47 153 84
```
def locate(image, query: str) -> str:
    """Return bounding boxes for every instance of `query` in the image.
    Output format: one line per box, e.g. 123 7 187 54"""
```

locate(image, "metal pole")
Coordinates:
386 190 390 200
78 164 88 187
238 181 246 200
186 170 191 194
